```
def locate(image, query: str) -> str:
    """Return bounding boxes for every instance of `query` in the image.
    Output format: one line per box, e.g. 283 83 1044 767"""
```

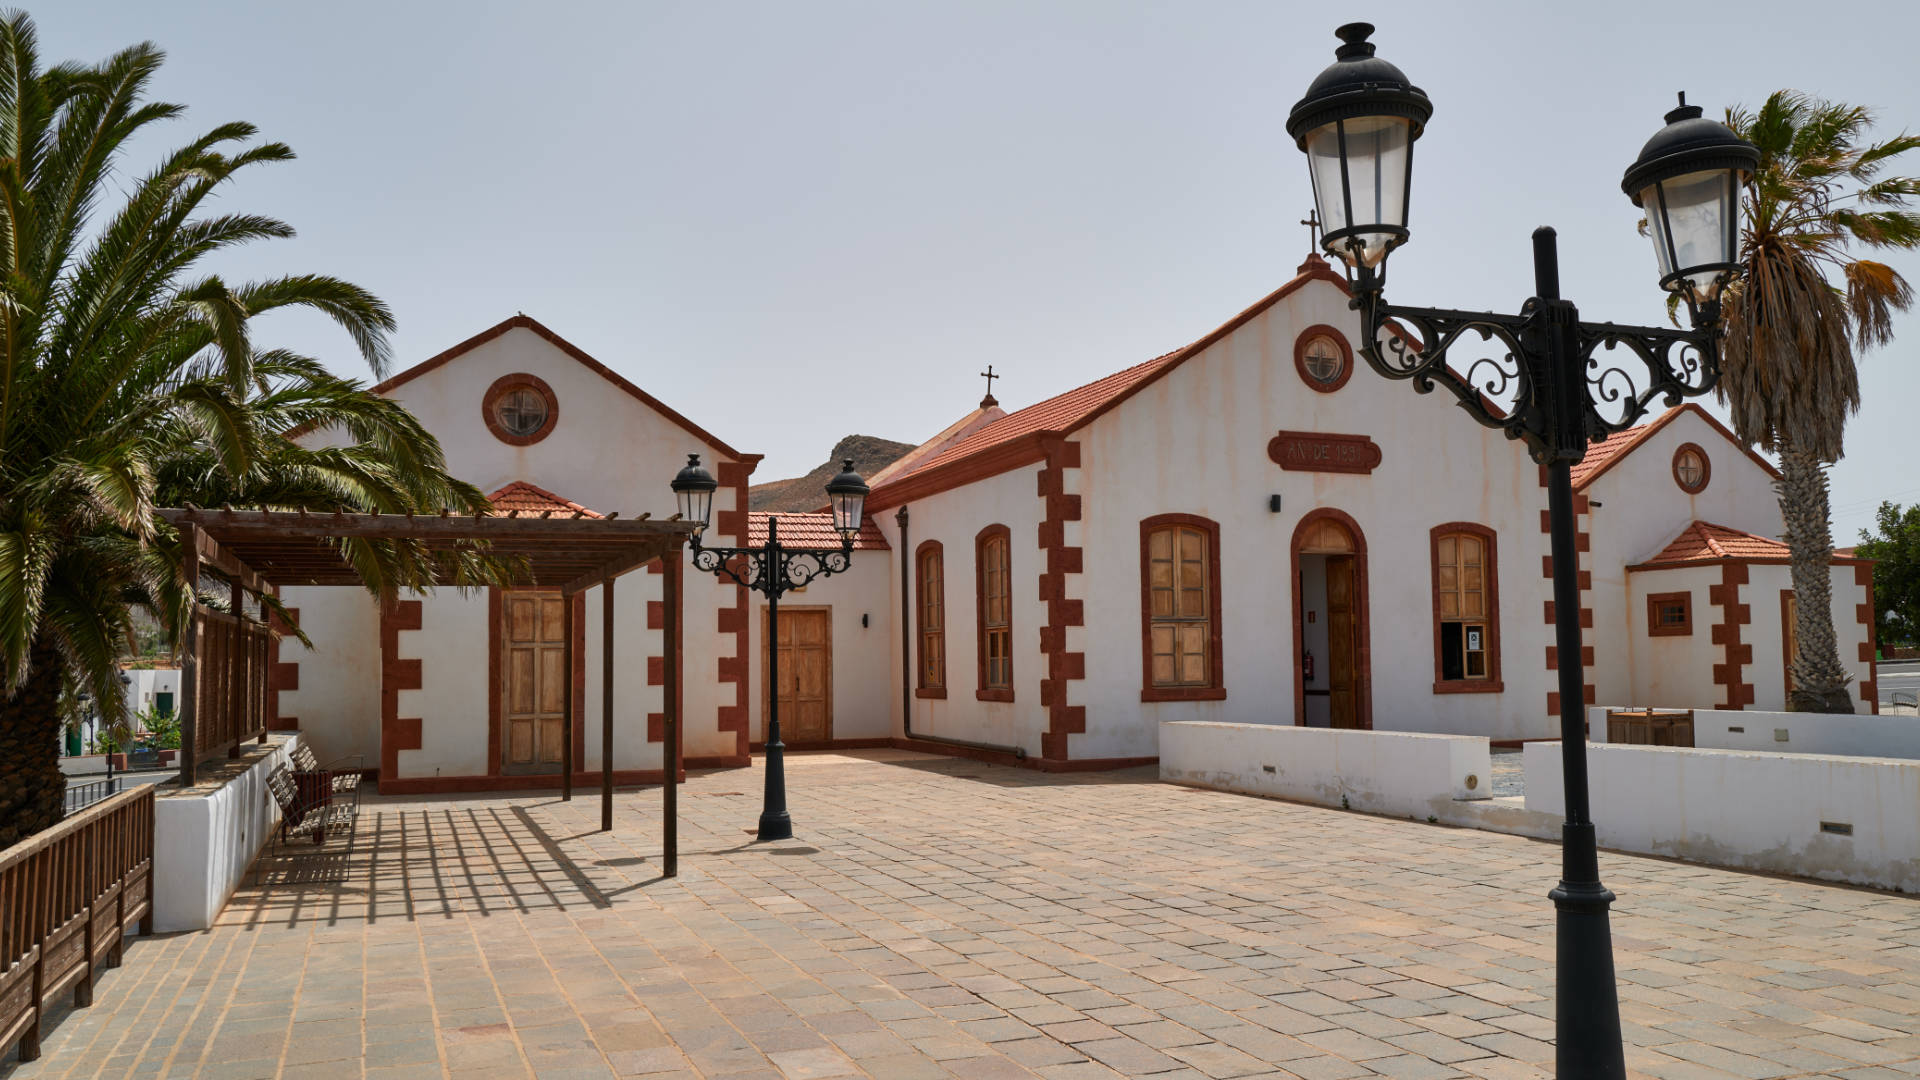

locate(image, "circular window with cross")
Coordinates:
1672 442 1710 494
483 373 559 446
1294 326 1353 393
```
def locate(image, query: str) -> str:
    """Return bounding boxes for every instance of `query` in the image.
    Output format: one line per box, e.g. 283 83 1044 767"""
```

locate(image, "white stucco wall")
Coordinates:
579 574 662 772
273 587 381 766
1160 722 1493 820
1525 740 1920 892
879 466 1048 757
1586 410 1785 707
1589 704 1919 757
1625 566 1721 711
741 552 895 744
397 593 490 779
120 668 181 719
153 735 297 932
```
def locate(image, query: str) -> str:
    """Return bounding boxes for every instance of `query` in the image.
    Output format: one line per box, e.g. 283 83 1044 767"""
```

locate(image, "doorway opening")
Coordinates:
1292 511 1371 729
500 589 569 773
763 606 833 747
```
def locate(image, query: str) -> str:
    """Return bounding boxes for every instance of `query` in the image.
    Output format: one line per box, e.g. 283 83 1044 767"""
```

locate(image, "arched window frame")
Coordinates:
1430 522 1503 693
975 524 1014 702
1139 514 1226 702
915 540 946 698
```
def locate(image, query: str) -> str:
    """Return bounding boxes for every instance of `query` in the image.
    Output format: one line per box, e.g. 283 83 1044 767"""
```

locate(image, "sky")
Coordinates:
43 1 1920 542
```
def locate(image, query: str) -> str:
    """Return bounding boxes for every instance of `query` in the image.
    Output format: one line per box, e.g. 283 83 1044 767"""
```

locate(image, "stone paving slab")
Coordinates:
5 748 1919 1079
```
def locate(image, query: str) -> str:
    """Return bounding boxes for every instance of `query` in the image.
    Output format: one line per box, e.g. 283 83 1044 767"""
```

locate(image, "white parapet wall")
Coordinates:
1525 740 1920 893
1590 704 1920 760
1160 721 1493 820
152 733 296 932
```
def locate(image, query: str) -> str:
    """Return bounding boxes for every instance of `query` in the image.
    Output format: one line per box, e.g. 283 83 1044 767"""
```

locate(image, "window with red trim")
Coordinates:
1431 524 1501 692
976 526 1012 699
916 542 945 697
1140 515 1225 700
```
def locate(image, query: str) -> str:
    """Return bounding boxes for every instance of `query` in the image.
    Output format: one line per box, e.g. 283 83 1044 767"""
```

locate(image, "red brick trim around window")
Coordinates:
915 540 947 699
1139 514 1226 702
267 604 300 731
1430 523 1503 694
1709 562 1755 709
1037 439 1085 760
481 372 559 446
1289 508 1371 730
1647 591 1693 637
1293 324 1355 394
975 523 1014 702
1857 562 1879 712
378 598 423 792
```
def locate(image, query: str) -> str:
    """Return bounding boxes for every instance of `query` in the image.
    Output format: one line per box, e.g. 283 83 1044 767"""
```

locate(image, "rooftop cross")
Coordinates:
979 364 1000 408
1301 209 1321 254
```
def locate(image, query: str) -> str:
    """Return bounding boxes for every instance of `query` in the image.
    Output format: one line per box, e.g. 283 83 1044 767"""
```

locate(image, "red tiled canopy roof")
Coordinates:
748 512 889 550
1637 521 1791 567
487 481 602 518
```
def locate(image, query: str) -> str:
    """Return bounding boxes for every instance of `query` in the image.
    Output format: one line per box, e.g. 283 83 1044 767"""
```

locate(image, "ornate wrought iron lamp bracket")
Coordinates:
687 530 856 599
1342 256 1726 466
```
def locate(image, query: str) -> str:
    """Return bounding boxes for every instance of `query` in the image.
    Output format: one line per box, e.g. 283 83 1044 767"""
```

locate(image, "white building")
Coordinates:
279 258 1875 790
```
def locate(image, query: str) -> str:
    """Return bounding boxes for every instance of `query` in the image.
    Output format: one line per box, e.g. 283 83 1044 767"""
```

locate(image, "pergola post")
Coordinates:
601 574 615 831
178 524 200 787
228 576 244 758
664 542 681 876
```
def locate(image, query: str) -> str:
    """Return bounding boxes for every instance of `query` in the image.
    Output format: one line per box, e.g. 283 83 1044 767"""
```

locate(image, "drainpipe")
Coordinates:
896 505 1026 759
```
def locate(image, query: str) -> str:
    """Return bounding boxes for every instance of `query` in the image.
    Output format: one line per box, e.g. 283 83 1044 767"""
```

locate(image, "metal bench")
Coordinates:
265 764 352 846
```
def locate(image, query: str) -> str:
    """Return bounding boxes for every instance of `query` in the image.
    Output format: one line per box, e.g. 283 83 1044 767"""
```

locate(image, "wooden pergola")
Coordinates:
157 507 696 875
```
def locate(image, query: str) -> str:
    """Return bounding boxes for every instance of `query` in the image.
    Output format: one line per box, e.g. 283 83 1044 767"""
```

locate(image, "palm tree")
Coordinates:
0 15 501 844
1717 91 1920 712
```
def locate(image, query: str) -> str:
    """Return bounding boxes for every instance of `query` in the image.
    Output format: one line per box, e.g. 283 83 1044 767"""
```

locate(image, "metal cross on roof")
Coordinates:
1301 209 1321 253
980 364 1000 408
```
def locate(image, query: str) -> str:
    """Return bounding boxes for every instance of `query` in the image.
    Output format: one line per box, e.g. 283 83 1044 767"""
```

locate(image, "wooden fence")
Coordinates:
0 784 155 1062
186 604 270 768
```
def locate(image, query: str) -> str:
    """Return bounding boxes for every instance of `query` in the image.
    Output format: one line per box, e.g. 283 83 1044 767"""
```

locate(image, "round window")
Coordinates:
1293 326 1353 393
494 388 548 437
481 373 559 445
1672 443 1710 493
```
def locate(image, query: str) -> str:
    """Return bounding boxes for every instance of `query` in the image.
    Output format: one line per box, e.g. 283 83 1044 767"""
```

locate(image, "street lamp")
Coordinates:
1289 24 1755 1080
671 454 869 841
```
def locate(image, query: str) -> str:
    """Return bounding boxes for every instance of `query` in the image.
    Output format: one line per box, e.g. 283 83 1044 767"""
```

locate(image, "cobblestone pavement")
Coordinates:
8 748 1920 1080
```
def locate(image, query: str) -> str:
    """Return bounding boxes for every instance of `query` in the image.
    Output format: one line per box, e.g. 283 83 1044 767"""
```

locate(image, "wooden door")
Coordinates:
503 591 568 772
1326 556 1360 729
768 608 832 744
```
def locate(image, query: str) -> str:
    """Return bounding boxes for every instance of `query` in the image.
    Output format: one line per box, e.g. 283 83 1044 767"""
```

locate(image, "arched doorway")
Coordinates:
1291 510 1371 729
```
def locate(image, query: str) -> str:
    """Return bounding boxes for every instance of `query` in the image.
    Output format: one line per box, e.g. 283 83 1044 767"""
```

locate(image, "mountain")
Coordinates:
748 435 917 512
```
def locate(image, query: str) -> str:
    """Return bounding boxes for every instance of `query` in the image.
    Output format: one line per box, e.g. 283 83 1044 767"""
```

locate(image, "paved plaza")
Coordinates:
7 749 1920 1080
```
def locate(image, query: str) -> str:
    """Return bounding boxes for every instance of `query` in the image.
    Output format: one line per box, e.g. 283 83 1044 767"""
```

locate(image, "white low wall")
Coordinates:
1526 740 1920 893
1590 705 1920 760
152 734 296 932
1160 721 1492 820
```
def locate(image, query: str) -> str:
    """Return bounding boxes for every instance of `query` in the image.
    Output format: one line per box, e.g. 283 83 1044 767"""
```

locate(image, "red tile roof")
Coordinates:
1571 425 1645 488
748 512 889 551
1639 521 1790 566
911 351 1184 475
487 481 602 518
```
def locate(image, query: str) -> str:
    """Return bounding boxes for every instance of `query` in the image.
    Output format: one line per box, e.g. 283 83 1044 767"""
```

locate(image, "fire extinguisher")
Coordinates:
1303 648 1315 683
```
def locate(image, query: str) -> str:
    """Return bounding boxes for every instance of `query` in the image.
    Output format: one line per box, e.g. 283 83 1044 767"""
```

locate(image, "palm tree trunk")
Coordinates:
1777 444 1856 712
0 640 69 846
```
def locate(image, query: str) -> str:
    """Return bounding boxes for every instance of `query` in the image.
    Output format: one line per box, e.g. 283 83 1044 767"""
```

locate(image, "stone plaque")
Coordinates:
1267 431 1382 475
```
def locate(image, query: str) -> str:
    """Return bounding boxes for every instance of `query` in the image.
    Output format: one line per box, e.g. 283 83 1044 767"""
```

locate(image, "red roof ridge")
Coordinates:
1572 402 1781 491
487 480 604 518
343 314 758 464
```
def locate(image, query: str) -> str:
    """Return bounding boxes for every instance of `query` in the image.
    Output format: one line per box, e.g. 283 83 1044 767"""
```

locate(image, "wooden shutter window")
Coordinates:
1431 524 1502 692
976 526 1013 700
1140 515 1226 701
916 542 946 698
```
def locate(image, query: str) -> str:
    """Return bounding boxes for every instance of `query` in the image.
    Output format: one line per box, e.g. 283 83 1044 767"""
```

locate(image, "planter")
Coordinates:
158 750 177 765
107 753 127 769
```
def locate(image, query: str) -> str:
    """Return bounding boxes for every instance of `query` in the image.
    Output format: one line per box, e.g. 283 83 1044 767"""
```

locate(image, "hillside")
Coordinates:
748 434 917 512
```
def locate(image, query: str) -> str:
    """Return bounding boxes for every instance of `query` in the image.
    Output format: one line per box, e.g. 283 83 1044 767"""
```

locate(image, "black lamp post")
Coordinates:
1289 24 1756 1080
671 455 870 841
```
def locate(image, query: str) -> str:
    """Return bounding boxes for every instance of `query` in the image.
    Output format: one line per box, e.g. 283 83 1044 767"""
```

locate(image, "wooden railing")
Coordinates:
0 784 155 1062
185 604 270 773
